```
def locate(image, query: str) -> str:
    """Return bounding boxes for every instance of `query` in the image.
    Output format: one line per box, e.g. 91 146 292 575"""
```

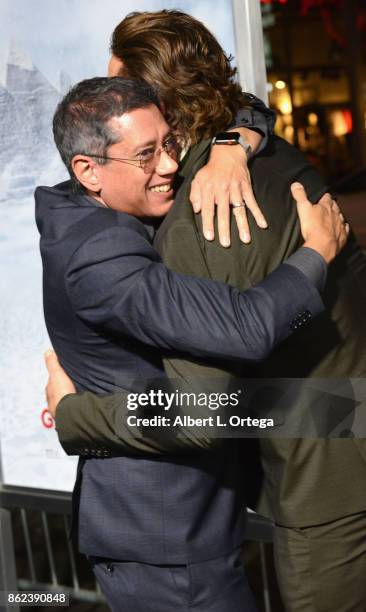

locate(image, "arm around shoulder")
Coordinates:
65 223 324 363
55 391 222 457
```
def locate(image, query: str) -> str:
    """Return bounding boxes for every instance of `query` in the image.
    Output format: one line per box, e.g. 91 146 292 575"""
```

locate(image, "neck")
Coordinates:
87 192 108 207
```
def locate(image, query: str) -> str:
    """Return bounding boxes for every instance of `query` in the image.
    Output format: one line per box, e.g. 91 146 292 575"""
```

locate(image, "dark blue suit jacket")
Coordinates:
35 182 323 562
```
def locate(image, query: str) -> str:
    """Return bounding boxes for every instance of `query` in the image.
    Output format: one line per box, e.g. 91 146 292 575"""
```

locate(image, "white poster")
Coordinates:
0 0 238 491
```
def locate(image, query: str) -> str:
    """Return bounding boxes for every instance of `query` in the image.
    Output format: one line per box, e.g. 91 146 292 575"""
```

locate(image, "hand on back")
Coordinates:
292 182 349 264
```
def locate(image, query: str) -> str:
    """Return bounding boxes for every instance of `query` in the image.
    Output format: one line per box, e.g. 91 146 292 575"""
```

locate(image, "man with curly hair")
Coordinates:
37 70 345 612
42 10 366 611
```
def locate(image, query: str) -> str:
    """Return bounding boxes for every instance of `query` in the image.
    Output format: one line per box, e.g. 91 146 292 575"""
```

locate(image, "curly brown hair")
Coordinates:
110 10 252 144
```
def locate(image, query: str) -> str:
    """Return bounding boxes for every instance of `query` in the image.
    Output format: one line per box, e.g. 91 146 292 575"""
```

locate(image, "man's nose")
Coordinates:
156 150 179 175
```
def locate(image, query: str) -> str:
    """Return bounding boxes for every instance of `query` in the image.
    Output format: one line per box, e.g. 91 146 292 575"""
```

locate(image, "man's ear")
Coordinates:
108 54 125 77
71 155 101 194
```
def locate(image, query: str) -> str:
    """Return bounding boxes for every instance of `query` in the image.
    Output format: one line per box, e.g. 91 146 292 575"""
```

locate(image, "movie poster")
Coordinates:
0 0 237 491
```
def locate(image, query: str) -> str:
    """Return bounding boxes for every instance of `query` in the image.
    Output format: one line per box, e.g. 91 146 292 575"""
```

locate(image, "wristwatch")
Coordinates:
211 131 252 159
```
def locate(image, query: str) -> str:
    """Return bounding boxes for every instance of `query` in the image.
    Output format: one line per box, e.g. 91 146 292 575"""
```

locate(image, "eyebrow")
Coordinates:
132 130 172 154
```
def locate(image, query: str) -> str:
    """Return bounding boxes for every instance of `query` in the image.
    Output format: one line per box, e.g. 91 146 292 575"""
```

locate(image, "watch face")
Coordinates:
214 131 240 143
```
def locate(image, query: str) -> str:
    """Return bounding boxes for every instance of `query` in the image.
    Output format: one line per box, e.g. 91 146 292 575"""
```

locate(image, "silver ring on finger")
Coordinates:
232 200 246 209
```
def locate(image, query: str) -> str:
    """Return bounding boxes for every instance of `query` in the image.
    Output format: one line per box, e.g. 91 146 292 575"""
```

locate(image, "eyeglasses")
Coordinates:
84 135 180 174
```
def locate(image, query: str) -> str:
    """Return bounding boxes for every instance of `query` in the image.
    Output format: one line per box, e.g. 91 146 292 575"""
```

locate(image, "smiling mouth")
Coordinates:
149 184 172 193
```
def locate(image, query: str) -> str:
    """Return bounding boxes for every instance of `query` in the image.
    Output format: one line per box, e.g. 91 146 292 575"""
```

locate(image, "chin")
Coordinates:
149 199 174 217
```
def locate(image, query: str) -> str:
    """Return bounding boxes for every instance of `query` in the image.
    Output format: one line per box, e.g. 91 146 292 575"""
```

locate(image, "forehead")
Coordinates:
108 104 169 149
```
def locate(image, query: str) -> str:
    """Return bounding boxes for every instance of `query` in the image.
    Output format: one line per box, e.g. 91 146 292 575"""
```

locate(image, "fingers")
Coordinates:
317 192 333 208
338 221 350 251
195 182 268 247
241 181 268 231
216 192 231 247
201 189 215 241
44 347 76 417
193 171 267 246
230 176 268 244
291 182 313 230
316 194 344 227
325 196 349 251
337 210 350 247
327 197 346 227
44 349 60 374
291 182 312 206
189 180 202 214
331 200 341 214
232 206 251 244
190 177 217 241
230 181 251 244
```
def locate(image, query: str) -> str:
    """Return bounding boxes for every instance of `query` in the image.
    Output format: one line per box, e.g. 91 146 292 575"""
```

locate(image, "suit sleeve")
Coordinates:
65 221 324 363
55 391 220 457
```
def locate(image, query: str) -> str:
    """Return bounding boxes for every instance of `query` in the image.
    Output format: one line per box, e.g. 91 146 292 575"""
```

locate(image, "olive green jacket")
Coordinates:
56 137 366 526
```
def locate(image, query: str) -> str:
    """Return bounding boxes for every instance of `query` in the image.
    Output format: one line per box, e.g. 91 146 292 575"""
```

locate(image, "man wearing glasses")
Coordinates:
36 77 346 612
